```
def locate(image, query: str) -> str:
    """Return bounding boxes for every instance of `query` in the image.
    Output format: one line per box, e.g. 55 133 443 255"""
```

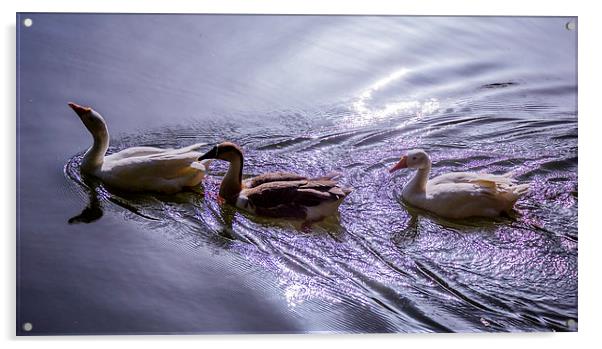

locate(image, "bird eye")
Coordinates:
412 156 417 160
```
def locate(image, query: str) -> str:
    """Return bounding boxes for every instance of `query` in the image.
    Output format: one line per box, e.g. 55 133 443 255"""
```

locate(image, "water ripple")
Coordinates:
64 64 576 332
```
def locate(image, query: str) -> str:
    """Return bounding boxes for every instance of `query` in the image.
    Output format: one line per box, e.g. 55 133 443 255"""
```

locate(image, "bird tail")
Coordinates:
171 142 208 155
512 183 530 196
190 159 212 171
503 183 529 206
340 186 354 196
312 171 353 197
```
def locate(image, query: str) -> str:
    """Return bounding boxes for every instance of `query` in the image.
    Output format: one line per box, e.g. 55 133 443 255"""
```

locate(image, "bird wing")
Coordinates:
105 143 208 163
430 172 516 187
104 151 203 181
161 142 208 155
105 146 169 162
244 179 350 208
244 180 308 208
467 179 499 195
243 172 307 188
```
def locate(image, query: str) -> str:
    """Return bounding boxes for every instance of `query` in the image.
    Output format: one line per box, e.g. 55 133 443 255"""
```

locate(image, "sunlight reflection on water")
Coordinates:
351 68 440 127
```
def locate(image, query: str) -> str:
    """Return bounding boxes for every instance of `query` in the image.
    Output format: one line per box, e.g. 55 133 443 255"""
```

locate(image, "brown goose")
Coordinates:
197 142 352 220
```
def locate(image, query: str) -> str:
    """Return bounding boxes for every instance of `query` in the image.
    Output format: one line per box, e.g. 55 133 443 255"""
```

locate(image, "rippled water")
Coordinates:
18 14 577 333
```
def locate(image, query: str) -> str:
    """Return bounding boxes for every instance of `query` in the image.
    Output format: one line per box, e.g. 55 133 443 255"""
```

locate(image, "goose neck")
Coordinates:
220 154 243 203
407 164 431 194
81 130 109 174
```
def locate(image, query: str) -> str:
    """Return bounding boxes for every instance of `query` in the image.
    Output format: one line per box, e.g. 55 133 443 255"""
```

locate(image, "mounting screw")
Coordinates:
566 21 576 31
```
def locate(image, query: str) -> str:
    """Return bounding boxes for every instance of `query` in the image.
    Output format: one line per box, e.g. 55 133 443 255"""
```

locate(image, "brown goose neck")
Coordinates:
219 153 243 203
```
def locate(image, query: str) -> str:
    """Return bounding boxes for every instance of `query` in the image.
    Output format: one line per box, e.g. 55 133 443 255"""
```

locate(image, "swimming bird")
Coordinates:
389 149 529 219
68 102 211 194
198 142 352 221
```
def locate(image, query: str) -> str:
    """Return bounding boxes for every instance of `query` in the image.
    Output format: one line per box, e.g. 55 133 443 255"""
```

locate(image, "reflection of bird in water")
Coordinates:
68 176 104 224
68 191 103 224
67 175 158 225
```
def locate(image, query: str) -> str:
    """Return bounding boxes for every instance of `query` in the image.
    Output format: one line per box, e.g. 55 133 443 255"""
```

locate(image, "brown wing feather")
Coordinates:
244 179 351 209
301 179 337 190
244 172 308 188
301 180 350 199
254 205 308 219
244 180 308 208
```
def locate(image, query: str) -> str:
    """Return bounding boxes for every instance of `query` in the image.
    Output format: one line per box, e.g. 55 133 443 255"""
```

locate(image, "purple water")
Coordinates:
17 14 577 333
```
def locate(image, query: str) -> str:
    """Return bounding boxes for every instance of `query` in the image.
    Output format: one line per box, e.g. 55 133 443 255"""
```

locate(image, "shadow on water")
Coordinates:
67 177 104 224
64 156 161 224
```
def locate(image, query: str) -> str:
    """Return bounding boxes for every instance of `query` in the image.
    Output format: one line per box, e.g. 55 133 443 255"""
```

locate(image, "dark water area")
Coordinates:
17 14 577 334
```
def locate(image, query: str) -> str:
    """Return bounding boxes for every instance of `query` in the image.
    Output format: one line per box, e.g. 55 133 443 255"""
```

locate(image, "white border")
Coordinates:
0 0 583 15
2 0 598 348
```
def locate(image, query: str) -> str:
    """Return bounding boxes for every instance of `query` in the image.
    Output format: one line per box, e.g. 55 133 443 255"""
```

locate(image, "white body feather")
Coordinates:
97 144 211 194
394 150 529 219
403 171 529 219
71 104 210 194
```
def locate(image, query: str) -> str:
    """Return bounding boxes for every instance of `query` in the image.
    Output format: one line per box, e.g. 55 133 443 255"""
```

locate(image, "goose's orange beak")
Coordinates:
389 156 408 173
68 102 91 117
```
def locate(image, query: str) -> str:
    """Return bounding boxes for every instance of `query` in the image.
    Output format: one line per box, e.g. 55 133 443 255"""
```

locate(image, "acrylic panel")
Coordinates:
16 14 577 335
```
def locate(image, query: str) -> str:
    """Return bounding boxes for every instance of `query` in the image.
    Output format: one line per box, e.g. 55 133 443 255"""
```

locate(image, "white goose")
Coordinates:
389 149 529 219
69 102 211 194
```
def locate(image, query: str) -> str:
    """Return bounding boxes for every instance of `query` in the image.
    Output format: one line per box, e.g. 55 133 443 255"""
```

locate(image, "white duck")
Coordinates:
69 102 211 194
389 149 529 219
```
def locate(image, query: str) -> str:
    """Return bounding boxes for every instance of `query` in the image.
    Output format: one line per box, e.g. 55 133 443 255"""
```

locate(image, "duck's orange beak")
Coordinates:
68 102 91 117
389 156 408 173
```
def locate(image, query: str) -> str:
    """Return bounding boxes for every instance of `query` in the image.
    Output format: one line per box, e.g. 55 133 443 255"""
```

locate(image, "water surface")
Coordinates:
17 14 577 334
